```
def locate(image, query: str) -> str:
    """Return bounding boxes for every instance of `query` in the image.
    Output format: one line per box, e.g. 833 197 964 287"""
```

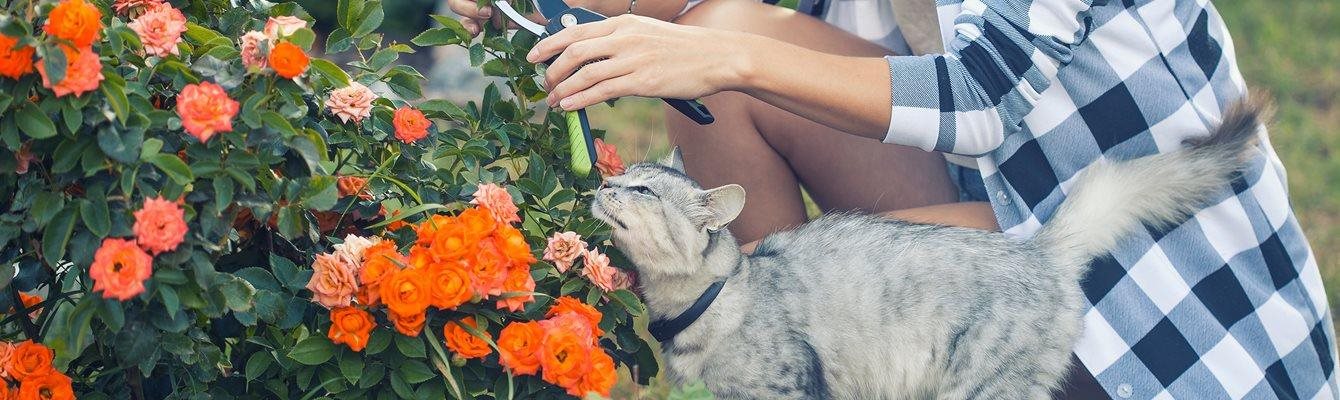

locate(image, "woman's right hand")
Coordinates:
446 0 689 36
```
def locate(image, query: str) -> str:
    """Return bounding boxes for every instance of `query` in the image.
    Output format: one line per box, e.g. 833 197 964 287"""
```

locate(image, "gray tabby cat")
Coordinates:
590 99 1268 399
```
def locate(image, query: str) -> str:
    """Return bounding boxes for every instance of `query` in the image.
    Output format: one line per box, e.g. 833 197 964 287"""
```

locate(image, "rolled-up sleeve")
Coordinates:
883 0 1100 156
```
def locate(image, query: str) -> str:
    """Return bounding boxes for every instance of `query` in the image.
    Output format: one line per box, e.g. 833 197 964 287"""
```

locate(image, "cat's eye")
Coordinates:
627 186 656 196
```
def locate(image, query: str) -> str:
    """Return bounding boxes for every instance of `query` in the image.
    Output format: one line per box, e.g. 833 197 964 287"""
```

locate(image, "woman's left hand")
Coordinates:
526 15 750 111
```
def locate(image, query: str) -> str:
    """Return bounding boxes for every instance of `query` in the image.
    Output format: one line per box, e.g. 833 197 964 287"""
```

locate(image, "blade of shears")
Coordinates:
493 0 546 35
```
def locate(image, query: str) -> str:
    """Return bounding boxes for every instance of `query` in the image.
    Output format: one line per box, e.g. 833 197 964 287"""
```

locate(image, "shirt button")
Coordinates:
1116 383 1134 398
995 190 1010 205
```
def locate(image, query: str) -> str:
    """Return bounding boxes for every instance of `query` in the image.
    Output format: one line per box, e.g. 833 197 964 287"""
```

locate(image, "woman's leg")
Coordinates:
669 0 959 243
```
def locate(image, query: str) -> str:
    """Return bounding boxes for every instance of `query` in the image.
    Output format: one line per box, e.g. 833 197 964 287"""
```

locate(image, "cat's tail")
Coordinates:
1034 97 1270 274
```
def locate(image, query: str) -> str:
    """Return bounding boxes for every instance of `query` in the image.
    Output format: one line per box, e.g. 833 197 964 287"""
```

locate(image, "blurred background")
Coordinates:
301 0 1340 348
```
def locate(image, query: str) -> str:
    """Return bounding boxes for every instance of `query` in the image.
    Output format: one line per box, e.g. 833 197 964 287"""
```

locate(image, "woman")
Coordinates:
451 0 1336 398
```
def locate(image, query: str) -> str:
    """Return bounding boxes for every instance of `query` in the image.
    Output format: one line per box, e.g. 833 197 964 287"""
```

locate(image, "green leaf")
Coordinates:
358 363 385 389
262 111 298 137
16 102 56 139
288 336 336 365
366 329 391 355
310 59 351 86
43 295 97 371
394 334 425 358
218 276 256 312
410 28 461 47
286 136 325 175
384 71 422 100
139 138 164 161
270 254 302 290
101 76 130 125
245 351 273 381
301 176 338 211
149 153 194 185
607 289 645 316
337 0 362 31
338 351 362 384
430 15 473 43
396 359 434 384
97 125 144 163
469 43 485 66
184 22 227 45
78 198 110 238
41 205 78 266
39 43 66 86
350 1 384 38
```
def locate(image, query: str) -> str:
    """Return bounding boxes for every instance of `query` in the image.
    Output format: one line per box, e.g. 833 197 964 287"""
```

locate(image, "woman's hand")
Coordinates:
446 0 688 37
526 15 752 110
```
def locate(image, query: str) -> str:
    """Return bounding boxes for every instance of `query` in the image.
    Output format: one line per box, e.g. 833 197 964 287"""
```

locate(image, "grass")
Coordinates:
596 1 1340 395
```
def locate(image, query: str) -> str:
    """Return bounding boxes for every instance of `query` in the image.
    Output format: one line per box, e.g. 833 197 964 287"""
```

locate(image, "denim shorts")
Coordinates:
946 161 990 202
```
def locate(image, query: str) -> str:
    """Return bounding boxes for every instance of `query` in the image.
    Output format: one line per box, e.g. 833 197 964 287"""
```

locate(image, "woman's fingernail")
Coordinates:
559 98 573 109
526 48 538 62
479 7 492 17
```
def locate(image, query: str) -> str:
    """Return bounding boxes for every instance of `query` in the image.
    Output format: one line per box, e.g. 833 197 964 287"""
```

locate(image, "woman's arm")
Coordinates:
446 0 689 37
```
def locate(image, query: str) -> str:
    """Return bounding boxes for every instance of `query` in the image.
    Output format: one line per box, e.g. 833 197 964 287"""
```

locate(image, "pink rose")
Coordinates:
610 268 636 291
470 183 521 225
594 138 625 176
264 16 307 40
580 249 618 292
306 253 358 309
325 82 377 124
128 4 187 58
238 30 270 71
332 234 379 269
543 231 587 273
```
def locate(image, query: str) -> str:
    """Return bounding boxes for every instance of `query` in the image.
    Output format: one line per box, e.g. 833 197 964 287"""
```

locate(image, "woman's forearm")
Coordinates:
727 33 892 141
582 0 687 22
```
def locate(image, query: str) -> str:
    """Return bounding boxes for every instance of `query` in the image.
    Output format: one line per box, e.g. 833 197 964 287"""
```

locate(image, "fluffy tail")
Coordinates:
1035 97 1271 272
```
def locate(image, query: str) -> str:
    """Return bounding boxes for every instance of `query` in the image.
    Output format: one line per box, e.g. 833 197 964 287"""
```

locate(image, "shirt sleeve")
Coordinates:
883 0 1100 156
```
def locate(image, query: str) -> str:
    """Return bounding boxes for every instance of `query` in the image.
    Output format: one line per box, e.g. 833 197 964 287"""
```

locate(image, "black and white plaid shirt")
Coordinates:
881 0 1337 398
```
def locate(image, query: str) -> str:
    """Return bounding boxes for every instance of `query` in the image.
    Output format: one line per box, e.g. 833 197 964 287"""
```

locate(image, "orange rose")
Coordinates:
17 370 73 400
468 238 509 297
494 225 536 267
176 81 239 142
429 261 472 310
89 238 154 301
390 309 426 337
36 45 103 98
380 267 431 317
336 176 371 200
357 241 403 306
443 316 491 359
392 106 431 144
0 341 15 379
267 41 308 79
0 378 9 399
545 296 603 339
6 341 53 381
537 325 591 389
0 35 35 79
11 292 42 315
594 138 626 176
327 306 375 352
429 222 474 262
572 350 617 398
495 266 535 312
497 321 542 376
44 0 102 48
456 207 496 242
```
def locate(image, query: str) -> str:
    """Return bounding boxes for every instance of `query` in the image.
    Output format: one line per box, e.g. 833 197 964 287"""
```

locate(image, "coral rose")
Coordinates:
89 238 154 301
392 106 431 144
305 253 358 309
389 309 426 336
112 0 164 17
444 317 492 359
580 249 619 292
176 81 239 142
0 35 35 79
128 4 187 58
357 241 403 305
469 238 509 297
264 16 307 40
545 296 603 339
594 138 625 176
6 341 53 381
380 267 431 317
495 225 536 267
327 306 375 352
470 183 521 225
44 0 102 48
336 176 372 200
18 371 74 400
543 231 586 273
325 82 376 124
238 30 270 71
496 266 535 312
37 45 103 98
573 350 617 397
429 261 472 310
497 321 543 376
268 41 308 79
132 196 188 254
538 324 592 389
0 341 14 379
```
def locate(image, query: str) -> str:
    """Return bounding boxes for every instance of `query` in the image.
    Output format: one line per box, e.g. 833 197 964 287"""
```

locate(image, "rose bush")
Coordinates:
0 0 654 398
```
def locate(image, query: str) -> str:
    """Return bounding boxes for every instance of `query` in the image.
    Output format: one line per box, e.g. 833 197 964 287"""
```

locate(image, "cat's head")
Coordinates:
590 148 745 276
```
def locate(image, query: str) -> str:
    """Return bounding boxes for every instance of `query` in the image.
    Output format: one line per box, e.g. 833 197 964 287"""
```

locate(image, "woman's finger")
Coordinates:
461 17 480 37
558 75 636 110
543 36 625 89
549 58 635 105
526 19 620 63
447 0 492 19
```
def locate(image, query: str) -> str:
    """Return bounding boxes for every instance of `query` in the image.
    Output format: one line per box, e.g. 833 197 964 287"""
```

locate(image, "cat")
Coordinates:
590 99 1268 399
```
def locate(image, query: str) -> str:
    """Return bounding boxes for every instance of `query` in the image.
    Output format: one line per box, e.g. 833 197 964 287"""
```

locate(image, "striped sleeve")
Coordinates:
883 0 1099 156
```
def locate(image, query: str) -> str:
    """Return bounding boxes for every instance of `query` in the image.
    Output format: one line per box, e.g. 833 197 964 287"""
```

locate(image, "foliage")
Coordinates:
0 0 654 398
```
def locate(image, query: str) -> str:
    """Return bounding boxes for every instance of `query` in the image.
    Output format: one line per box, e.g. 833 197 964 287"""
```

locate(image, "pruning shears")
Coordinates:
493 0 715 177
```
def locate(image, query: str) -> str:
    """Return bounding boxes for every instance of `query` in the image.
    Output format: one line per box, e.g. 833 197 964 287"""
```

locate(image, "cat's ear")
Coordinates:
700 184 746 232
660 147 685 172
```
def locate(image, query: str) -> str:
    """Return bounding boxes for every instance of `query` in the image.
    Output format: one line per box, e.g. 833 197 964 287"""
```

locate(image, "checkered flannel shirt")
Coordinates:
882 0 1338 398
